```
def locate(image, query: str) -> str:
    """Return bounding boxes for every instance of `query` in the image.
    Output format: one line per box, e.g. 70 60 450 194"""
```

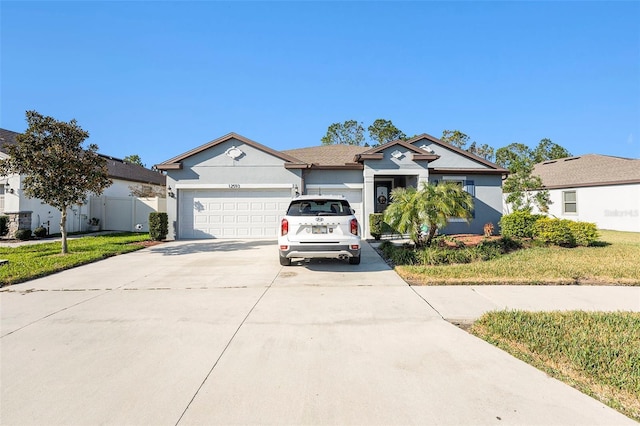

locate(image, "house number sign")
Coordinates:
228 184 241 189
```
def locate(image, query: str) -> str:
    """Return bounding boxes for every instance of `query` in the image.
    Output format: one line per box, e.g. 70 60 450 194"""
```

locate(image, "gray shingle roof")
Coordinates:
533 154 640 189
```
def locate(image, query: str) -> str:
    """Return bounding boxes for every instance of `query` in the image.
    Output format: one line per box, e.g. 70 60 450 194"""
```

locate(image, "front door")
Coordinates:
375 181 392 213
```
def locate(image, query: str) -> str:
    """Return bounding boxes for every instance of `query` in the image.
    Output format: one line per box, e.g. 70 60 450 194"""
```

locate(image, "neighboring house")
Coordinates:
0 128 166 236
532 154 640 232
156 132 507 240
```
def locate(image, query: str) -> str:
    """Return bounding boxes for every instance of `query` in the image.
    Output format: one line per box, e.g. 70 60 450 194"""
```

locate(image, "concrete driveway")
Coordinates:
1 240 636 425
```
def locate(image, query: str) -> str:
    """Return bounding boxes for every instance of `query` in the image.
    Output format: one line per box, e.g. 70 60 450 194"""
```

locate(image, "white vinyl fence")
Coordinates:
89 196 166 232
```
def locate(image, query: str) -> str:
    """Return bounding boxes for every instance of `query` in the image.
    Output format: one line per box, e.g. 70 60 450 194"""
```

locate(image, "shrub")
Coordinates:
0 215 8 236
533 217 575 247
369 213 383 240
33 226 47 238
568 221 599 247
499 211 542 239
14 229 32 241
149 212 168 241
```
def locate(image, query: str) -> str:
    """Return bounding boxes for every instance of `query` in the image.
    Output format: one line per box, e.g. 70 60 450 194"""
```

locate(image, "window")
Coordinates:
442 177 475 220
563 191 577 214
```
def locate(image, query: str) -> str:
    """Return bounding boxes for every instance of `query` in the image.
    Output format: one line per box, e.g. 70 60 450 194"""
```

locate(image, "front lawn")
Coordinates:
395 230 640 285
0 233 152 286
471 310 640 421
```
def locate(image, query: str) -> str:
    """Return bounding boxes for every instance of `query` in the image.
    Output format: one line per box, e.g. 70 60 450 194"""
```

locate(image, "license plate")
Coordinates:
312 225 327 234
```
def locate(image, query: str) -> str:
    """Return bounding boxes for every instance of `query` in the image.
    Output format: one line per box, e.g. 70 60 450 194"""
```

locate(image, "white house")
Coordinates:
0 128 166 236
533 154 640 232
156 132 508 240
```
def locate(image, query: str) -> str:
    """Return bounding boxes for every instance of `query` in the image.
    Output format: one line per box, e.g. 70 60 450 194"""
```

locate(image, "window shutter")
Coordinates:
463 180 475 197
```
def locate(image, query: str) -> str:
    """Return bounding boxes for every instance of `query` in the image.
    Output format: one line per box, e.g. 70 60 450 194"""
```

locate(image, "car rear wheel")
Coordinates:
279 255 291 266
349 256 361 265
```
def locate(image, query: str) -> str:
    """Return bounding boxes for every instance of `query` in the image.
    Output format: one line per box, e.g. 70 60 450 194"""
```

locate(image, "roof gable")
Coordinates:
407 133 506 171
355 138 440 162
156 132 305 170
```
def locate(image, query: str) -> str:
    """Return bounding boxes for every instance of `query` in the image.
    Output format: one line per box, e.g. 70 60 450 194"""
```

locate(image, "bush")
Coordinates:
149 212 168 241
33 226 47 238
14 229 32 241
0 215 8 236
533 217 575 247
499 211 542 239
369 213 383 240
568 221 599 247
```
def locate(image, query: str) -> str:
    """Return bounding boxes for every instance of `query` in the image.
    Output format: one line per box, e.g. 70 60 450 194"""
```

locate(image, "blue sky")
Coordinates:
2 1 639 167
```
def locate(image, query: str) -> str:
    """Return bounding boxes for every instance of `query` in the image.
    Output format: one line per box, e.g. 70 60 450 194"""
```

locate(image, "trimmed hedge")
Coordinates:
33 226 47 238
149 212 168 241
369 213 384 240
0 215 8 236
568 221 599 247
14 229 32 241
534 217 575 247
499 211 542 239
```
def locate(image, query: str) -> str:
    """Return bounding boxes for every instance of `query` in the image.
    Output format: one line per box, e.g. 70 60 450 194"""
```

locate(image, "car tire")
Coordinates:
279 255 291 266
349 256 361 265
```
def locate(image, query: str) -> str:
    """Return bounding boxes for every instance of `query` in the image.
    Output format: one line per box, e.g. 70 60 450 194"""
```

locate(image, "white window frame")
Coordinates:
563 190 577 215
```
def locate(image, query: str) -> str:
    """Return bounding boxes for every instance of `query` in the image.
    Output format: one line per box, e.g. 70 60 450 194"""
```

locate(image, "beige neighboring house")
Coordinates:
0 128 166 236
533 154 640 232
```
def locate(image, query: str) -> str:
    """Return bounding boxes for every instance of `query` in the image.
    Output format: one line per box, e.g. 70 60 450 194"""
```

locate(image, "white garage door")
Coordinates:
179 189 292 239
305 187 363 227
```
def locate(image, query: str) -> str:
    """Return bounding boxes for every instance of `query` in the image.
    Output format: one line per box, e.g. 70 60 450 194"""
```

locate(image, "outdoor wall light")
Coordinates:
4 182 14 194
167 186 175 198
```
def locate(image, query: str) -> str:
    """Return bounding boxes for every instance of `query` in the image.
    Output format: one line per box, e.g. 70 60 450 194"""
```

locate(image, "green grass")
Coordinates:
396 230 640 285
0 233 152 286
471 311 640 421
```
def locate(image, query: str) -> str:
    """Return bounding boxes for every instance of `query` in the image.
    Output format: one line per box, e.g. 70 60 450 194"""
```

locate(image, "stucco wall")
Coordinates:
414 140 488 169
429 174 504 235
164 138 302 239
542 184 640 232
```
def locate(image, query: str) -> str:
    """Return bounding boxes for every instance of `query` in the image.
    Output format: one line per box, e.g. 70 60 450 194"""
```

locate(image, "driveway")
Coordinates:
0 240 636 425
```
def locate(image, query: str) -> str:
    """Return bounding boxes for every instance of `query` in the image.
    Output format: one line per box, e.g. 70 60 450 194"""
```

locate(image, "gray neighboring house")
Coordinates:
532 154 640 232
0 128 166 236
156 132 507 240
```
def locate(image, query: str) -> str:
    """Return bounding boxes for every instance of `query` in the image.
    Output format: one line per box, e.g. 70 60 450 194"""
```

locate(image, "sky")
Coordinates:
1 1 639 168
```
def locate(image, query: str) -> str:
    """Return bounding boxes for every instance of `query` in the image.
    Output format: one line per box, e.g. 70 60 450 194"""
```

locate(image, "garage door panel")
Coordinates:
180 189 292 239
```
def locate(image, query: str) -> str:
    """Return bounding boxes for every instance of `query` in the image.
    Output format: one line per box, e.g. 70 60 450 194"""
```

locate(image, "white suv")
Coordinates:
278 195 361 266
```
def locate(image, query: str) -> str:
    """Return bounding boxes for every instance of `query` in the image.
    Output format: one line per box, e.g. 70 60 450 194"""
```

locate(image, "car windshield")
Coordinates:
287 199 353 216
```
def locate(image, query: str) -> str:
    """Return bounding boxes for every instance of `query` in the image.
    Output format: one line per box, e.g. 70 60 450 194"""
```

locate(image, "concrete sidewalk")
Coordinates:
1 240 637 425
413 284 640 323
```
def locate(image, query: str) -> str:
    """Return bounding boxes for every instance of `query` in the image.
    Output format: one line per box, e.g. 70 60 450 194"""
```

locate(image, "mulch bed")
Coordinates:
443 234 501 247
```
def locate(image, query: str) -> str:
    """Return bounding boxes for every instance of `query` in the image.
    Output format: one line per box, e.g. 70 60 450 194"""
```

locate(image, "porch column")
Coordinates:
363 169 375 239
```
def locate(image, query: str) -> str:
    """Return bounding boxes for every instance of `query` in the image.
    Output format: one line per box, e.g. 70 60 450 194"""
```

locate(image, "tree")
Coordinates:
321 120 365 146
367 119 406 145
440 130 470 149
0 111 112 254
532 138 571 163
384 182 474 247
467 142 495 161
441 130 495 161
124 154 145 167
496 139 570 213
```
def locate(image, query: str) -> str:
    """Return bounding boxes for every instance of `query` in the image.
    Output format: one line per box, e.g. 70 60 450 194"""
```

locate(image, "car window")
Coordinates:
287 200 352 216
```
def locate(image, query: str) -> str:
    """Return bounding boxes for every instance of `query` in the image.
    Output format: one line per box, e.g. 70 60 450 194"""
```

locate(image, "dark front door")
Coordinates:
375 182 392 213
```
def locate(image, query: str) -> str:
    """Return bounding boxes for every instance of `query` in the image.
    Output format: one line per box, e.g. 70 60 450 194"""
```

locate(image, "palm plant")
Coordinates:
383 182 474 247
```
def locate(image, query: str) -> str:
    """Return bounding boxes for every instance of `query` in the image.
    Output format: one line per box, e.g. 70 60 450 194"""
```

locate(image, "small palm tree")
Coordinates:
383 186 425 245
384 182 474 247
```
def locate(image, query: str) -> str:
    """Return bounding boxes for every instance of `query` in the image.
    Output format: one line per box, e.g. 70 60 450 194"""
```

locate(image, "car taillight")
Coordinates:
350 218 358 235
281 218 289 236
